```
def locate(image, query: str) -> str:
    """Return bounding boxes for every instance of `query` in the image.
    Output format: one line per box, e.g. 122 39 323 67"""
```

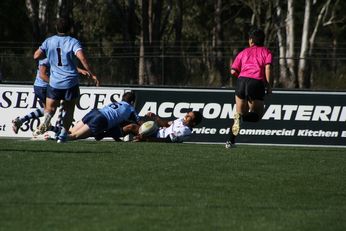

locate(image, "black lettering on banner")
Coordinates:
30 118 40 132
15 92 29 108
1 91 13 108
94 94 107 109
110 93 121 103
76 93 91 110
20 121 30 132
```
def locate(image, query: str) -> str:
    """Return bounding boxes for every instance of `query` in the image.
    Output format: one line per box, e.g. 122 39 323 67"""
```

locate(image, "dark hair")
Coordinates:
56 18 71 34
192 111 203 126
122 91 136 104
248 28 265 46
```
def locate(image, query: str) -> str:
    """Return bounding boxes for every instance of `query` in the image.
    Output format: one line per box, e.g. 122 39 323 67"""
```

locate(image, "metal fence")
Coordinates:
1 41 346 89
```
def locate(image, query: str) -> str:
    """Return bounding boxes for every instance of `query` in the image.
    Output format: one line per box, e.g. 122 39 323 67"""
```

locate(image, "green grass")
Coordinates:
0 139 345 231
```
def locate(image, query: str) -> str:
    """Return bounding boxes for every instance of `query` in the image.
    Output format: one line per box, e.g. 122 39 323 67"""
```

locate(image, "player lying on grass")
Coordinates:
66 91 140 141
95 111 203 143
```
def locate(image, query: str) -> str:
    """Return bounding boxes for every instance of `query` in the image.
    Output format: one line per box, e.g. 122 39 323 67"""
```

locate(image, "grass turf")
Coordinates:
0 139 345 231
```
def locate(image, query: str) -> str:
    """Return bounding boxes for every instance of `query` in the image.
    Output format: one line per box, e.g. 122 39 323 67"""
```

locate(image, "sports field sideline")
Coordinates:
0 138 345 231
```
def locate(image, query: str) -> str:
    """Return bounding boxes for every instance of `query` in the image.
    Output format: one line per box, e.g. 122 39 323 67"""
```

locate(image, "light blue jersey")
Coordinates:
39 35 82 89
99 101 139 130
34 58 49 87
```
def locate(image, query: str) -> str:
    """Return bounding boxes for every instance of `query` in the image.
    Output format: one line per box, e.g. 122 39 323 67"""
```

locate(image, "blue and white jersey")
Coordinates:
33 58 49 87
99 101 140 130
39 35 82 89
157 118 192 143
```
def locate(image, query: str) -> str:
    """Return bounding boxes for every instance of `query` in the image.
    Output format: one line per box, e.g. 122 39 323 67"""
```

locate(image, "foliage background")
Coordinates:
1 0 346 90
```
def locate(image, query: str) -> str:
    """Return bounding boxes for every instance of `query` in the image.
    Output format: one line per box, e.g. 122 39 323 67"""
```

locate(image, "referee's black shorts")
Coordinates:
235 77 265 101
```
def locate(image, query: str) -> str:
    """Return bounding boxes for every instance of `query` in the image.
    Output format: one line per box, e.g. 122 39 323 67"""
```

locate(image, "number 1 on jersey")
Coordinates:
57 48 62 66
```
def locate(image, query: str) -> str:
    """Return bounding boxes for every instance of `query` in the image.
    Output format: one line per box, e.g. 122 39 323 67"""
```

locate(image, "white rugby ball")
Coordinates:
138 121 158 136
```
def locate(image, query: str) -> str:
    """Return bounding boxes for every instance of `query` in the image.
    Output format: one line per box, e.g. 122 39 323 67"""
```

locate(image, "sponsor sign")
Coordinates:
0 84 345 147
0 84 125 137
134 88 346 146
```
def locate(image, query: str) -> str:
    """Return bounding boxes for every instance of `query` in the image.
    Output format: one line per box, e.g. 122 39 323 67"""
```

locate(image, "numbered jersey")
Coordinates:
39 35 82 89
99 101 139 130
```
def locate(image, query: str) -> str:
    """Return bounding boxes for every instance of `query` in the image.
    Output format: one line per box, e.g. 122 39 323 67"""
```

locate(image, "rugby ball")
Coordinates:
138 121 158 136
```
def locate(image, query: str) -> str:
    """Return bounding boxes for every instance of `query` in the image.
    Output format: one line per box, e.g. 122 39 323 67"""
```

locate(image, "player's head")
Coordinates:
56 18 71 34
122 91 136 105
184 111 203 128
248 28 265 46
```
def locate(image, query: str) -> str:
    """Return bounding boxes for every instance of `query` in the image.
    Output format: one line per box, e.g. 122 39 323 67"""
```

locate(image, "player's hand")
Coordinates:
79 69 90 76
146 112 156 118
133 134 144 142
266 85 272 95
92 75 100 87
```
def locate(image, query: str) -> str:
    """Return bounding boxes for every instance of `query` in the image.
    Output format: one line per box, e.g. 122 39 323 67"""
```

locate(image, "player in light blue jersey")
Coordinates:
12 59 49 134
33 18 99 143
12 58 92 135
68 92 139 141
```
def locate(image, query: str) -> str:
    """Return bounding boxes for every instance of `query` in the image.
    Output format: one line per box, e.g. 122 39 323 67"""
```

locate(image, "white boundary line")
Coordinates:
10 138 346 148
185 141 346 148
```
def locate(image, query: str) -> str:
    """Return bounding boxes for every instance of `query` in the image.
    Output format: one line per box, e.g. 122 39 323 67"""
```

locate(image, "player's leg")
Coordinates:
69 108 108 141
13 86 46 134
68 124 92 140
245 99 264 122
35 85 64 135
232 95 248 136
12 108 45 134
56 85 80 143
69 120 85 134
226 78 248 149
242 79 265 122
49 100 65 135
35 97 59 135
57 99 76 142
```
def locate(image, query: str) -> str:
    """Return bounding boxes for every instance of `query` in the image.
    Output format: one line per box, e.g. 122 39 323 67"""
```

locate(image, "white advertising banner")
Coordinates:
1 84 345 147
0 84 126 137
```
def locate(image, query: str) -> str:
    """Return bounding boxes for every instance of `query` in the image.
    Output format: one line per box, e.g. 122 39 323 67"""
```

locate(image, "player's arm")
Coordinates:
230 52 241 78
76 50 99 86
230 69 239 78
265 64 272 95
146 112 170 127
39 65 49 83
134 134 172 143
33 48 46 60
77 67 99 85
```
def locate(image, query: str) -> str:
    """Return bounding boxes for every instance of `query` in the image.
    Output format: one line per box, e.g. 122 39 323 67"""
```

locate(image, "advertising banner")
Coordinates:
0 84 126 137
134 88 346 146
1 84 345 147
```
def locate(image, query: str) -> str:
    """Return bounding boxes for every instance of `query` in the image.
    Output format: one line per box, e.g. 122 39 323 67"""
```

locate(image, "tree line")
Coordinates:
1 0 346 89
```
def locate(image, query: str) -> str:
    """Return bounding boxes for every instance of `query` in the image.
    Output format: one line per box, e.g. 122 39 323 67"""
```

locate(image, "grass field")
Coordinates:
0 139 345 231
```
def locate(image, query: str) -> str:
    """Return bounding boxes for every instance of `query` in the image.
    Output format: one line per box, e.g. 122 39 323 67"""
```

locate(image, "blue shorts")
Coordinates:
47 84 80 101
34 85 47 104
94 126 123 140
82 109 109 136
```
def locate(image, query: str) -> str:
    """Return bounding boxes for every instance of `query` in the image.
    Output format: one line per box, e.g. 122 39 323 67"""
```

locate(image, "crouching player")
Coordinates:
67 91 139 141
